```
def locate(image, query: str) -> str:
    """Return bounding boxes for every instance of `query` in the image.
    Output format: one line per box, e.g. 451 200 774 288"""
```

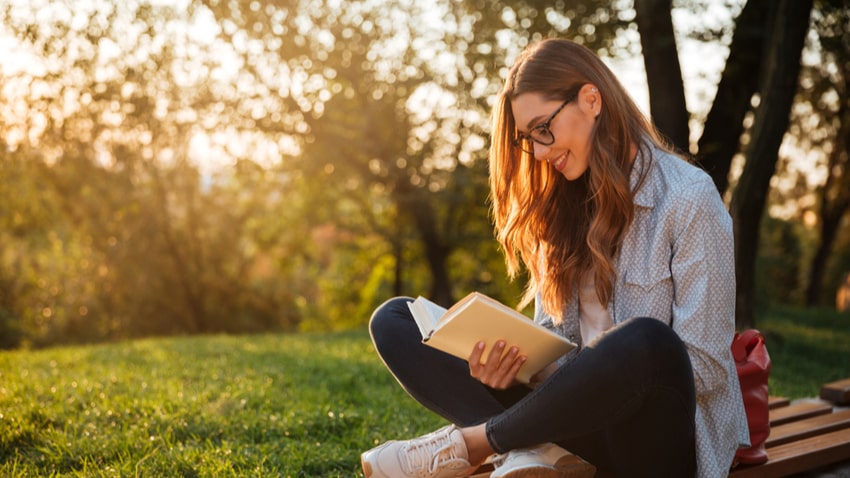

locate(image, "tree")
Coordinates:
633 0 690 152
198 0 610 307
0 0 832 345
0 145 62 348
630 0 815 327
696 0 774 194
198 0 822 328
803 0 850 306
0 1 307 344
731 0 814 328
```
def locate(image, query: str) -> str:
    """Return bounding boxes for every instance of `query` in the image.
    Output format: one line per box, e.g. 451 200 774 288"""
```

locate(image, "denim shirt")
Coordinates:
535 145 749 477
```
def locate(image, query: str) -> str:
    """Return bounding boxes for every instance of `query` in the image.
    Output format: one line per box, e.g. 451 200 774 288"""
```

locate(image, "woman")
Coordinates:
361 38 748 478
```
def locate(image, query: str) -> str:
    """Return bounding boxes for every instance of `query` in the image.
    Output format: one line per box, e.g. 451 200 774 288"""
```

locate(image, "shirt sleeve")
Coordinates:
534 293 583 366
669 176 737 396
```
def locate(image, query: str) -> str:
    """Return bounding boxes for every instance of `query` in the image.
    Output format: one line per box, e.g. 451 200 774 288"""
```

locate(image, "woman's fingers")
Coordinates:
500 352 527 389
468 341 486 378
468 340 526 389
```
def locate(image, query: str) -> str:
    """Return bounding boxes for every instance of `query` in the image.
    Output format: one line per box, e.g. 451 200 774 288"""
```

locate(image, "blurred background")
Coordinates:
0 0 847 350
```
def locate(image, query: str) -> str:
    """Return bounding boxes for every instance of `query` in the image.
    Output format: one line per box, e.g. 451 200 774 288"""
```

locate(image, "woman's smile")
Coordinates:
548 151 569 172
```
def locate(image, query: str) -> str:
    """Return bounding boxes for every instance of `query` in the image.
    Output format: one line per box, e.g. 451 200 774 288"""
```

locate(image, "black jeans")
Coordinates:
369 297 697 477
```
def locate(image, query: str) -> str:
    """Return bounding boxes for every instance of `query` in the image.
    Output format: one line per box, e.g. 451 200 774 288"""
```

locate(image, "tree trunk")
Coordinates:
634 0 690 153
730 0 813 329
148 164 204 334
393 238 404 297
424 240 454 307
806 212 843 306
697 0 773 195
393 181 455 306
806 92 850 306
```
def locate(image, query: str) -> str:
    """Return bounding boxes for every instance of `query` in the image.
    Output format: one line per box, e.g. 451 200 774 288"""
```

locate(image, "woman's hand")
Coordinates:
468 340 527 390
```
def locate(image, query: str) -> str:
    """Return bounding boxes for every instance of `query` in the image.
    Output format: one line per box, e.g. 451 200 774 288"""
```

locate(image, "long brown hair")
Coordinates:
489 39 668 323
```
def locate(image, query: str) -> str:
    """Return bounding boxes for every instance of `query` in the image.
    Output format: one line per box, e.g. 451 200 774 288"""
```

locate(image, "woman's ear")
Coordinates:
580 83 602 119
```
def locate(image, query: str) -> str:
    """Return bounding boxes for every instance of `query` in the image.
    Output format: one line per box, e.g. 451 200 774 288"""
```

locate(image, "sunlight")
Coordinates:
0 0 828 210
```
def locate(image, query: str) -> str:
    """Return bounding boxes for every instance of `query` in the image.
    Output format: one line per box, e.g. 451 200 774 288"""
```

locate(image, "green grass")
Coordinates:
0 307 847 476
757 306 850 399
0 331 444 477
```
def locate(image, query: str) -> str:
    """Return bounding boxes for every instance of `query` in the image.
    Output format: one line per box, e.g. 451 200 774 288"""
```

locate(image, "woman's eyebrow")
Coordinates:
522 114 547 132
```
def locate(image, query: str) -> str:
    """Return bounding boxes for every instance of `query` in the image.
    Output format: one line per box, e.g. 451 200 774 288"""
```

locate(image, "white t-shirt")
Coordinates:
578 277 613 345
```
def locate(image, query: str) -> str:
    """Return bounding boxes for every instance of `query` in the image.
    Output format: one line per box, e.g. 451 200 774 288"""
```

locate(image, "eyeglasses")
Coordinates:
513 91 579 154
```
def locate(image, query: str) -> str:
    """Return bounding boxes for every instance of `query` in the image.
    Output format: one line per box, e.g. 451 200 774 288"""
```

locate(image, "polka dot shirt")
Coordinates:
536 145 750 477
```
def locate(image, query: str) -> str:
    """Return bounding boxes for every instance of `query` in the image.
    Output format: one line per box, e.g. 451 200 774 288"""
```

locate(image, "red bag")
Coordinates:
731 329 771 466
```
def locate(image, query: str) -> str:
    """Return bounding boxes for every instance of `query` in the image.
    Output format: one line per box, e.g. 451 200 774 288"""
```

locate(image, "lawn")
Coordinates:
0 307 847 477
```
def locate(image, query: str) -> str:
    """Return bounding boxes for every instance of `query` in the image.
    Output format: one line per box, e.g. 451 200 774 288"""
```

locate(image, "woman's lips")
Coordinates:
549 152 568 172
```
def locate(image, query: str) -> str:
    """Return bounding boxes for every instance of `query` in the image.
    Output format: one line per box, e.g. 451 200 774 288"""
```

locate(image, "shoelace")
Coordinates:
490 453 506 467
400 428 463 475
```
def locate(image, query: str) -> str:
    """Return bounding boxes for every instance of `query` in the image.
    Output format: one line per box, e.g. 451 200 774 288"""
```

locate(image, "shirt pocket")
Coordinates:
623 264 672 293
620 262 674 323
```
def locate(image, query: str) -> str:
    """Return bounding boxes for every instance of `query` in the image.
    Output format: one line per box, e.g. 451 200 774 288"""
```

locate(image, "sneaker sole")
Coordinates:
361 457 373 477
495 456 596 478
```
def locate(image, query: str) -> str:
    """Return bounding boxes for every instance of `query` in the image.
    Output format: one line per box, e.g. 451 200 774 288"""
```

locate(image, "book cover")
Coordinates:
408 292 575 384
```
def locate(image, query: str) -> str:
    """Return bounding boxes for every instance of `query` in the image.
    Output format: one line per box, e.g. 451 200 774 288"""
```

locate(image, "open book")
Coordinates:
407 292 576 384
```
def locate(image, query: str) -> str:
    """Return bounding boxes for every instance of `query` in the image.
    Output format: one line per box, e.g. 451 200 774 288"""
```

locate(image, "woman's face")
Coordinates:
510 84 600 180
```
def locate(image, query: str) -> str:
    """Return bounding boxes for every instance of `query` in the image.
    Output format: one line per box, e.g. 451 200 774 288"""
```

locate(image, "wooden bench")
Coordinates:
770 396 791 409
767 409 850 447
471 380 850 478
729 394 850 477
820 378 850 406
767 400 833 427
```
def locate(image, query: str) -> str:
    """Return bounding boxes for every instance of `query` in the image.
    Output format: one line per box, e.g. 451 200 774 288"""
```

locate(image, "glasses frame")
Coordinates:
513 90 580 154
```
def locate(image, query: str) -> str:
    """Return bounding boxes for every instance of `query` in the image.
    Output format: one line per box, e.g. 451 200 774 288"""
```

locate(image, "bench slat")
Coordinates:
767 409 850 448
820 378 850 406
769 401 833 427
769 396 790 409
730 427 850 478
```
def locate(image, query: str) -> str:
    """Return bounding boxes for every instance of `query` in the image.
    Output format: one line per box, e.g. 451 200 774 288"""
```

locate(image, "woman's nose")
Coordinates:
533 142 551 159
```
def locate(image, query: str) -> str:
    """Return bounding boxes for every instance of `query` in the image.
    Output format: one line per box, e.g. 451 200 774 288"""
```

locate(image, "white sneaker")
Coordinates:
361 424 476 478
490 443 593 478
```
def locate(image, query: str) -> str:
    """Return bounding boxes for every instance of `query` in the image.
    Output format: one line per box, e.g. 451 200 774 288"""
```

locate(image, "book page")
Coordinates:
407 297 447 340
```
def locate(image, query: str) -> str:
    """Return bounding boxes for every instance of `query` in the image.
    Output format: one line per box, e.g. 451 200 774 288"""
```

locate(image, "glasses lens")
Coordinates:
530 126 554 146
